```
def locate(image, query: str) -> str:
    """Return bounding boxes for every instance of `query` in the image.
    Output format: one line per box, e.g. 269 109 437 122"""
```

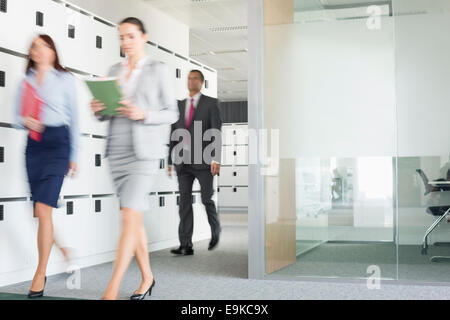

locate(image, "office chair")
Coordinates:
416 169 450 262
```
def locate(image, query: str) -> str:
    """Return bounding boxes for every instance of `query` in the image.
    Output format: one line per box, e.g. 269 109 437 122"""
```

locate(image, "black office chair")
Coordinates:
416 169 450 261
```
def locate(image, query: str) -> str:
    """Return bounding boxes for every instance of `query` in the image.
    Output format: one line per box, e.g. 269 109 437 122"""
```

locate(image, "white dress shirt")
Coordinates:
184 92 220 165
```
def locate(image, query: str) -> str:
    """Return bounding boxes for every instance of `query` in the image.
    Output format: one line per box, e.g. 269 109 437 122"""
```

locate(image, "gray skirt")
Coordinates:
108 116 159 212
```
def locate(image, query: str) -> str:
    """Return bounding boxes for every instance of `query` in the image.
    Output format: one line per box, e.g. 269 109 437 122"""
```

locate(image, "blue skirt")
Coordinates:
25 125 71 208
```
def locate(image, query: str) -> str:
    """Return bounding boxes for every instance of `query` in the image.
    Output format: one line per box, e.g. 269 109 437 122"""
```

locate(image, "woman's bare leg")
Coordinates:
30 202 54 292
134 224 153 294
102 208 142 300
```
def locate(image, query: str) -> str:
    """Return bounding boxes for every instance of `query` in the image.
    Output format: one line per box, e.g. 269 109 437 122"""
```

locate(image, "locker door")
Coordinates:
234 186 248 207
146 43 163 62
156 193 174 242
222 125 237 146
0 201 35 274
155 159 176 192
218 166 235 186
174 56 189 101
0 52 26 124
58 8 93 73
192 192 210 238
165 194 178 240
89 19 120 76
52 198 90 259
61 136 92 196
0 0 64 55
235 145 248 165
221 145 236 165
144 193 161 243
233 166 249 186
235 125 249 145
29 0 66 47
217 186 234 208
0 128 29 198
92 196 120 254
89 137 115 195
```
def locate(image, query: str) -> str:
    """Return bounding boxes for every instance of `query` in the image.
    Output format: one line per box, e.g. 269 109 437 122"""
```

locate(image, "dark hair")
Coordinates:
190 69 205 82
26 34 66 74
119 17 147 34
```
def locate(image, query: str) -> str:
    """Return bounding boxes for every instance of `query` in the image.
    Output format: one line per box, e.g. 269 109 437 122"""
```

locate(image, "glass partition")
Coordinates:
261 0 450 283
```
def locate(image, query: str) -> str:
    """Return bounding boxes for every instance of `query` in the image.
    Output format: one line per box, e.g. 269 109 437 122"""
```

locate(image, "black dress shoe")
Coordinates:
170 246 194 255
130 279 155 300
27 276 47 299
208 236 220 251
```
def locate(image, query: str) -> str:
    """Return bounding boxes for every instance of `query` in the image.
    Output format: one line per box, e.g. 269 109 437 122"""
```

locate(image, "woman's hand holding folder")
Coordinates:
90 99 106 116
24 116 45 133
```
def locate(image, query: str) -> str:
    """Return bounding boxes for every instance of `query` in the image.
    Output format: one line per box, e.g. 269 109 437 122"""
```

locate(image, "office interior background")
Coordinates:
1 0 450 300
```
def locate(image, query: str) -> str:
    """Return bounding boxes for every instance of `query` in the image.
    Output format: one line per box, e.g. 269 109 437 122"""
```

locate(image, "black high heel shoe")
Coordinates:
130 279 155 300
27 276 47 299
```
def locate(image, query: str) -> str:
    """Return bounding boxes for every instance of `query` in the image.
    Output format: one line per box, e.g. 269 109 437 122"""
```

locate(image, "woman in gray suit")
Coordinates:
90 17 178 300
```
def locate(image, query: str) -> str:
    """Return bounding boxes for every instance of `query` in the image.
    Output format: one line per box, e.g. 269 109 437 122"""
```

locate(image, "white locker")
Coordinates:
154 159 177 192
234 125 249 145
0 52 27 124
222 125 237 146
89 19 120 76
76 198 100 256
91 196 120 254
156 193 176 242
0 127 29 198
88 138 115 195
146 43 164 63
60 135 91 196
0 0 66 55
219 166 248 186
0 201 35 274
144 193 161 243
193 179 201 192
218 186 248 207
235 145 249 165
192 192 210 237
58 8 94 73
51 198 91 259
166 193 179 239
174 55 189 101
221 145 236 165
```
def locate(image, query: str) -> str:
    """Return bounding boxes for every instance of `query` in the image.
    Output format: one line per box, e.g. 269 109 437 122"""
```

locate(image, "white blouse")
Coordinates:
117 55 149 100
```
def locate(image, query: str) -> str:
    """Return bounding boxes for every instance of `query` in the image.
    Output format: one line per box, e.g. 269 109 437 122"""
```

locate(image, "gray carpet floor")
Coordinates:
2 213 450 300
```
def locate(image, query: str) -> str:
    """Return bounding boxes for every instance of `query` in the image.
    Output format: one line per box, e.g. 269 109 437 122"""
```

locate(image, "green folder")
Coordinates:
85 77 123 116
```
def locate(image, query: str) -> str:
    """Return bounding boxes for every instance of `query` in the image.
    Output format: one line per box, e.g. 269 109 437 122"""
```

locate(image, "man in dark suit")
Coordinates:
168 70 222 255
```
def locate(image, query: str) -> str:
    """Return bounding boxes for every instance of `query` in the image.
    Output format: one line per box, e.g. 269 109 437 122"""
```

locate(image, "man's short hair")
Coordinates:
189 69 205 82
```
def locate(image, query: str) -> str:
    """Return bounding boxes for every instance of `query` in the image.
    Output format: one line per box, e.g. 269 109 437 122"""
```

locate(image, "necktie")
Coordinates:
185 98 195 128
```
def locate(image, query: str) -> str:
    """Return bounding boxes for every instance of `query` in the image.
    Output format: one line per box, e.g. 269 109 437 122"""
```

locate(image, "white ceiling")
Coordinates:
143 0 249 102
142 0 438 102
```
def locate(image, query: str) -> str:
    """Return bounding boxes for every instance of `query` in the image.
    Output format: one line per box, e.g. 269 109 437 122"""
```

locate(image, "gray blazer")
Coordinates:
97 57 179 160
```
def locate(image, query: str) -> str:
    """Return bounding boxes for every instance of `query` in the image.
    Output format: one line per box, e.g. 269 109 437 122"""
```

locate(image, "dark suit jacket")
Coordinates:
168 94 222 170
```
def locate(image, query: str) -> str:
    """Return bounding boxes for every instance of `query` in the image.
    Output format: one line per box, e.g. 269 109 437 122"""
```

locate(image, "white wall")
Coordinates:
67 0 190 57
264 18 396 158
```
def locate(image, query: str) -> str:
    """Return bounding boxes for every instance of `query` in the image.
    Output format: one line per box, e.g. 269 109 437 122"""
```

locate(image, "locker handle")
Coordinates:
36 11 44 27
95 154 102 167
95 200 101 213
0 70 5 87
159 196 165 207
233 172 237 176
0 146 4 163
233 188 237 192
0 0 7 13
0 204 4 221
67 201 74 215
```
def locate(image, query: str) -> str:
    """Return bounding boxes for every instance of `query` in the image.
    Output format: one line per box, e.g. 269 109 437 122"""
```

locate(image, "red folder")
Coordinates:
20 80 44 142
